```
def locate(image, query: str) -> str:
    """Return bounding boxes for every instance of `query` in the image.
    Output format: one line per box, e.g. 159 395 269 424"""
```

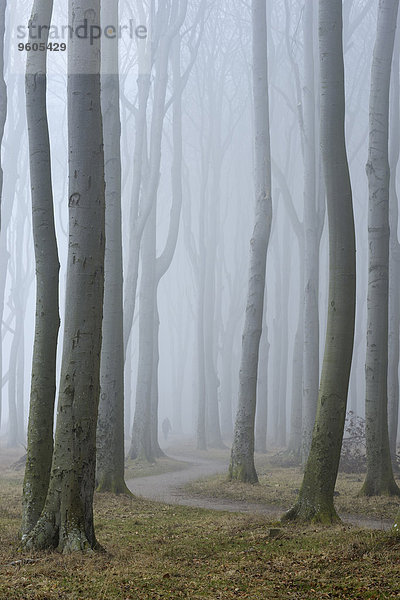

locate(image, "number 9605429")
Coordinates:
18 42 66 51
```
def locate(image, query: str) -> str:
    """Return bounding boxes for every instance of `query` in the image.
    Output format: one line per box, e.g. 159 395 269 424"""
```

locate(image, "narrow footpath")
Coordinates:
126 452 394 531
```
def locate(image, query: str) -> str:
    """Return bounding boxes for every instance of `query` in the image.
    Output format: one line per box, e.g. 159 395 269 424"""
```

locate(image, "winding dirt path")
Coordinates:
126 452 394 531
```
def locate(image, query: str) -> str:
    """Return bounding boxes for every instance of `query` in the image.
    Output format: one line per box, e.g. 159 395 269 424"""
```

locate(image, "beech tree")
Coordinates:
23 0 105 552
0 0 5 231
128 0 188 461
388 22 400 465
0 0 7 427
95 0 130 495
361 0 400 496
229 0 272 483
283 0 356 523
21 0 60 536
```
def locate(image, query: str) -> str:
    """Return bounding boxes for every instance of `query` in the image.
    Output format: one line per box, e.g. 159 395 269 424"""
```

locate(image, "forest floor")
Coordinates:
127 437 399 529
0 442 400 599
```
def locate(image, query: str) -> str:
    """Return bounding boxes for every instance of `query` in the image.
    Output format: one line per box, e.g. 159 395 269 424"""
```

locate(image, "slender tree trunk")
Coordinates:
255 317 269 453
204 172 224 449
7 325 19 448
150 304 164 458
123 73 151 355
288 252 304 456
22 0 105 552
229 0 272 483
283 0 356 523
288 315 303 455
22 0 60 536
361 0 400 497
277 245 290 448
96 0 130 495
301 2 321 465
149 28 190 456
388 20 400 467
128 203 156 462
0 0 6 234
0 0 8 427
221 313 240 441
128 6 187 459
196 258 207 450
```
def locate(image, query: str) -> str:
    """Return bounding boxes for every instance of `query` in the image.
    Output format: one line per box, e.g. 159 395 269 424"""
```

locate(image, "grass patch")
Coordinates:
185 453 400 521
1 465 400 599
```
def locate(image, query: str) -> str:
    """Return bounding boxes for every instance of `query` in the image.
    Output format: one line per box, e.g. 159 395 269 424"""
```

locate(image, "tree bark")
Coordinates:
283 0 356 523
388 17 400 468
22 0 105 552
229 0 272 483
301 1 323 465
22 0 60 535
96 0 130 495
0 0 7 427
0 0 6 233
255 315 269 453
361 0 400 496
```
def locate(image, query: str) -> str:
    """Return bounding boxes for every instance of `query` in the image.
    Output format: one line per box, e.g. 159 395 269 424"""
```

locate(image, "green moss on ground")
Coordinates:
1 464 400 599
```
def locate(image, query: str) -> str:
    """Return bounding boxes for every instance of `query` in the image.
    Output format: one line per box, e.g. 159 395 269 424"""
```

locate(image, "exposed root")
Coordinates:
281 499 340 525
96 475 133 497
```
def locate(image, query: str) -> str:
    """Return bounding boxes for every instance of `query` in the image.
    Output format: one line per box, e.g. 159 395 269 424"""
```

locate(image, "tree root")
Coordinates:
281 499 340 525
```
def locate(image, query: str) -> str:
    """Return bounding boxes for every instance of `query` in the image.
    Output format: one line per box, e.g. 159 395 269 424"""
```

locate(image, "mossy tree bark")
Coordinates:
361 0 400 497
229 0 272 484
282 0 356 523
22 0 105 552
95 0 130 496
22 0 60 536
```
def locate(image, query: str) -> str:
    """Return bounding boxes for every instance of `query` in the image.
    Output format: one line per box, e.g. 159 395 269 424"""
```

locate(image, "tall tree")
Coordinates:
22 0 60 535
0 0 5 232
361 0 400 496
388 11 400 468
23 0 105 552
229 0 272 483
95 0 130 495
0 0 7 427
300 1 324 464
283 0 356 523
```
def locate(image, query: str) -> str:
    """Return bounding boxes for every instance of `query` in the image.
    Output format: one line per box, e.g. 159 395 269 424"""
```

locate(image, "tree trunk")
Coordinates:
22 0 60 535
22 0 105 552
277 244 290 448
128 203 156 462
301 1 321 465
283 0 356 523
255 318 269 453
361 0 400 497
388 18 400 468
0 0 6 234
96 0 130 495
150 305 164 458
229 0 272 483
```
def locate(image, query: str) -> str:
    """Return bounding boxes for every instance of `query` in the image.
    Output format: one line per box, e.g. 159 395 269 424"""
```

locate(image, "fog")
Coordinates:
0 0 397 462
